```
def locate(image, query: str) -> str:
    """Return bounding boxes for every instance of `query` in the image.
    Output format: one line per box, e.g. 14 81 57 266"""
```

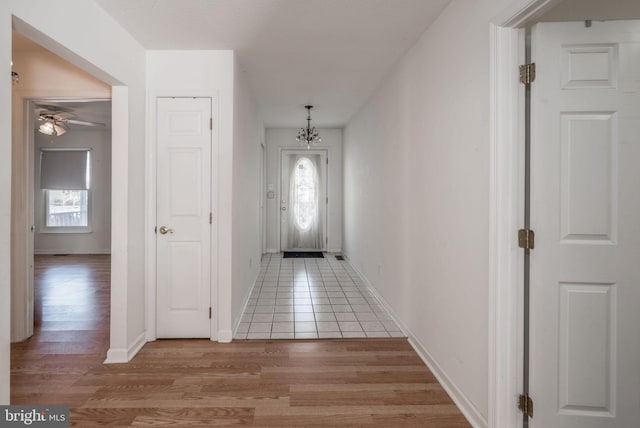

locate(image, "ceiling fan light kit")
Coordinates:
38 119 68 136
36 107 105 138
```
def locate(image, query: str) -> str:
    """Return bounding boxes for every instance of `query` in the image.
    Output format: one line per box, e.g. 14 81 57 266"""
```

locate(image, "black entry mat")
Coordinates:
283 251 324 259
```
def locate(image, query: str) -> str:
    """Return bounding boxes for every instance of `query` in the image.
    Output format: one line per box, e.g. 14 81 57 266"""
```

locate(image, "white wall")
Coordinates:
10 41 112 341
343 0 515 425
539 0 640 21
34 129 112 254
231 58 265 331
265 128 343 253
1 0 146 403
146 50 235 341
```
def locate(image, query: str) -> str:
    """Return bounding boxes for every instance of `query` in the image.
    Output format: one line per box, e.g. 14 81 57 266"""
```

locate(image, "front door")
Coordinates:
280 150 327 252
156 97 212 338
530 21 640 427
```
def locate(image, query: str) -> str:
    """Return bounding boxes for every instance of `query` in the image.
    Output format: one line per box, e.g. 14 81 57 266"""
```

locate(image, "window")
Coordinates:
39 149 92 233
292 157 317 232
45 190 89 227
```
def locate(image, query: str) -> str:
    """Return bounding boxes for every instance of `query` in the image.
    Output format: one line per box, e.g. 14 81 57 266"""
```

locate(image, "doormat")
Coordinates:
283 252 324 258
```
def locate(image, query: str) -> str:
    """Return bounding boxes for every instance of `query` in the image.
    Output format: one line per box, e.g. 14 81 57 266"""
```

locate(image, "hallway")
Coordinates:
10 255 470 426
235 254 404 339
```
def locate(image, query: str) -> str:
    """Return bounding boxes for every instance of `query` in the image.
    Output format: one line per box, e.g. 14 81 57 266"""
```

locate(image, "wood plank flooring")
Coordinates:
11 255 471 427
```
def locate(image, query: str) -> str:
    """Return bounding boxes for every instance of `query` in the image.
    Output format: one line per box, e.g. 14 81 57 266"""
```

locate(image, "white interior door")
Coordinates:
530 21 640 428
280 150 327 251
156 97 212 338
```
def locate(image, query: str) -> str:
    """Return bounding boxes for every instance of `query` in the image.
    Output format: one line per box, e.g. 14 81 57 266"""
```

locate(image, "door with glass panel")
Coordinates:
280 150 327 252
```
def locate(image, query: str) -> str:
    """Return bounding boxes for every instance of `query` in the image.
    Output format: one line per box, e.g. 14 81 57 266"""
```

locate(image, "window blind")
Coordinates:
40 149 90 190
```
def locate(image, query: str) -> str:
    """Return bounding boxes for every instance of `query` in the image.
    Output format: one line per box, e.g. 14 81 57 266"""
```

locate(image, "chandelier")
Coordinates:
296 105 321 148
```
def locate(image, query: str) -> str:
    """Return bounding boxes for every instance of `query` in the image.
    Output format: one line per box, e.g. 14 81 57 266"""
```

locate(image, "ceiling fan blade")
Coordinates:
54 112 75 120
65 119 105 127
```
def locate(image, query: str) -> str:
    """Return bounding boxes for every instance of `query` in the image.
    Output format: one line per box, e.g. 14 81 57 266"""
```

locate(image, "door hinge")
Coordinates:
209 118 213 130
518 229 535 250
326 196 328 204
209 212 213 224
326 157 329 165
519 63 536 85
518 394 533 418
209 307 212 319
154 226 157 234
326 236 328 245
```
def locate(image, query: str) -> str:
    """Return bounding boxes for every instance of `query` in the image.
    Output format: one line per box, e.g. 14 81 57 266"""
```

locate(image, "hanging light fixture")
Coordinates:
296 105 321 148
38 119 68 137
11 61 19 84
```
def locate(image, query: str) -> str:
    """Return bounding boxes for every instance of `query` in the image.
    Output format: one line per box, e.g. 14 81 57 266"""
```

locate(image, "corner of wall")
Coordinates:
104 331 146 364
344 255 487 428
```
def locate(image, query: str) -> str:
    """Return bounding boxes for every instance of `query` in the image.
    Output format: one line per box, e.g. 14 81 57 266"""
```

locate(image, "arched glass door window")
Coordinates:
292 157 316 231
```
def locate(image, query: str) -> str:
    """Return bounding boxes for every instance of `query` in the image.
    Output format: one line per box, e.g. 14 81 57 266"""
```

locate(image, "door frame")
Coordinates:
145 94 219 342
489 0 561 427
20 97 112 340
278 148 329 252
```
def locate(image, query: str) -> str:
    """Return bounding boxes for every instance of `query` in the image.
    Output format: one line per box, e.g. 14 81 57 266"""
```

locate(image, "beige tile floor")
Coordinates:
234 253 405 340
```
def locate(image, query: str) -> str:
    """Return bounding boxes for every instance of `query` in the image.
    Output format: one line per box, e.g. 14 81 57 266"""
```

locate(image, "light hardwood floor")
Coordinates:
11 255 471 427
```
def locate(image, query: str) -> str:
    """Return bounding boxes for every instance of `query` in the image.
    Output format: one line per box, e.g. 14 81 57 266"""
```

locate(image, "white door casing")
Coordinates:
280 149 327 251
156 97 212 338
530 21 640 428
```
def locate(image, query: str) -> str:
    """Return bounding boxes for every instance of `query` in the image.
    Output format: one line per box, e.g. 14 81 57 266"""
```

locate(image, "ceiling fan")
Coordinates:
36 107 105 137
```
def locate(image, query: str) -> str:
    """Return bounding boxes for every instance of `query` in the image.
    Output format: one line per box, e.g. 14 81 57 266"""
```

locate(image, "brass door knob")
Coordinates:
159 226 174 235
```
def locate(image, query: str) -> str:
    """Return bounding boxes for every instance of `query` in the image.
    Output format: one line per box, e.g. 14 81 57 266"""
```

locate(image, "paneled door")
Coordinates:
280 150 327 251
530 21 640 427
156 97 212 338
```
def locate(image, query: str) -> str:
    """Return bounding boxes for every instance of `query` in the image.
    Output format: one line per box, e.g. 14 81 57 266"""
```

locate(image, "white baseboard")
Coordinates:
127 332 147 360
408 336 487 428
217 330 233 343
104 347 127 364
231 270 261 341
343 254 486 428
266 248 279 254
34 249 111 255
326 248 342 253
104 331 147 364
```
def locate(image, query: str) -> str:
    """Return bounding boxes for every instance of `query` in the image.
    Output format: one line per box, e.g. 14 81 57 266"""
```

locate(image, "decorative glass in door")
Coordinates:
281 151 326 251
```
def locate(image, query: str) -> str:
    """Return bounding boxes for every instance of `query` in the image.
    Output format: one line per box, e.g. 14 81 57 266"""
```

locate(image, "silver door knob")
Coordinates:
281 206 287 211
159 226 174 234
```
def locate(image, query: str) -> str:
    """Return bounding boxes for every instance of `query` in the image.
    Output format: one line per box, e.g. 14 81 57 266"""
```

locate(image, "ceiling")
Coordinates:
94 0 451 127
538 0 640 22
12 32 112 132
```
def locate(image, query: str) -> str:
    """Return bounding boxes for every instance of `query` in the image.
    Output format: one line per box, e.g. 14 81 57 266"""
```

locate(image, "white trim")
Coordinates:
266 248 279 254
144 91 157 342
104 331 146 364
343 255 485 427
488 23 526 428
108 86 130 365
409 338 487 428
343 256 406 337
217 330 233 343
489 1 557 427
231 268 263 340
